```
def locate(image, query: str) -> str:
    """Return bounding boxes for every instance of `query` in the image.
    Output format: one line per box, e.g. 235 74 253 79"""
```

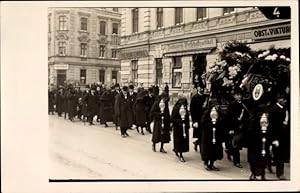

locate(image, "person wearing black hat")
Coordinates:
200 98 224 171
99 84 114 127
114 86 133 137
128 84 137 129
224 88 249 168
134 90 148 135
56 86 64 117
267 93 289 180
48 86 56 115
190 85 208 152
145 87 156 133
150 91 171 153
86 86 98 125
171 96 190 162
112 84 121 129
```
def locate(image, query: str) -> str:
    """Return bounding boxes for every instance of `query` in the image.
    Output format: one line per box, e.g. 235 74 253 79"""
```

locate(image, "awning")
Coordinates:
163 48 212 57
249 39 290 51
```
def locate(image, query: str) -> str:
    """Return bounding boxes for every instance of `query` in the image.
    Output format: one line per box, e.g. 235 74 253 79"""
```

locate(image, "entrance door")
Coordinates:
57 70 66 86
192 54 207 87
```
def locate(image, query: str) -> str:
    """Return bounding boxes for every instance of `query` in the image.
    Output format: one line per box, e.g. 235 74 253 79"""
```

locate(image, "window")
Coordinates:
112 23 118 34
80 43 87 57
197 8 207 20
131 60 138 84
113 8 118 12
80 69 86 84
99 45 105 58
155 58 163 85
112 49 117 59
99 69 105 83
58 16 67 30
223 7 234 15
100 21 106 35
172 57 182 88
157 8 163 29
112 70 118 84
175 8 183 25
80 17 88 31
58 42 66 56
132 8 139 33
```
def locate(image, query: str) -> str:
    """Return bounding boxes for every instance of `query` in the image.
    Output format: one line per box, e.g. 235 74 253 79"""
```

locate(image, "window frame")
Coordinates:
112 23 119 35
58 41 66 56
172 56 182 88
155 58 163 85
112 70 118 84
223 7 235 15
99 69 105 83
58 15 67 30
196 8 207 20
99 45 106 58
80 69 87 84
132 8 139 33
99 21 106 35
131 60 138 84
80 43 87 57
156 8 164 29
112 8 119 12
111 49 117 59
80 17 88 31
175 8 183 25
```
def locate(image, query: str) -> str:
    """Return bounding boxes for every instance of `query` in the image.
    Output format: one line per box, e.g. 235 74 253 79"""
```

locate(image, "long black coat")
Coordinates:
134 95 147 127
66 90 77 118
200 108 224 161
86 92 98 116
129 92 137 125
268 103 290 163
99 90 114 122
224 101 249 149
55 90 64 115
150 99 171 143
246 104 272 176
171 99 190 153
48 90 55 113
114 93 133 128
190 93 207 138
145 94 156 121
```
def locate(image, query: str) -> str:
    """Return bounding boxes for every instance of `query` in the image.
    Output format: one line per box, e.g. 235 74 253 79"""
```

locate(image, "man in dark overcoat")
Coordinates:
134 90 147 134
86 86 98 125
114 86 133 137
55 86 64 117
224 89 249 168
128 84 137 128
268 94 289 180
48 87 56 115
112 84 121 129
145 87 156 133
66 85 77 121
190 85 207 152
99 85 114 127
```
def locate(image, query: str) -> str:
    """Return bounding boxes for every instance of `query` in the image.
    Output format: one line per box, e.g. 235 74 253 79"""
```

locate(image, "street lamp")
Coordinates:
179 104 187 138
260 113 269 157
159 99 165 133
210 106 218 144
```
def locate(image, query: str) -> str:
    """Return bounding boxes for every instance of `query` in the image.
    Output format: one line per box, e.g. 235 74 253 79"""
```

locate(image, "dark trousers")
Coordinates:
146 114 151 131
120 127 128 135
273 146 285 177
88 114 95 124
225 139 241 164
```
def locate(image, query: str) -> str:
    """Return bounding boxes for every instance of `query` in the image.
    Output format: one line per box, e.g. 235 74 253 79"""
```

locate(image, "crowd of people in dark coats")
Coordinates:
49 82 290 181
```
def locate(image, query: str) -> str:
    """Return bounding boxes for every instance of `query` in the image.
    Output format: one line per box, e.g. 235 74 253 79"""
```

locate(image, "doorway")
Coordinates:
57 70 66 86
192 54 207 88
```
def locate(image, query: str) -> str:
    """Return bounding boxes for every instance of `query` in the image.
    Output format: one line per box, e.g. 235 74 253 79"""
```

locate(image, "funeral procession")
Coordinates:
48 7 291 180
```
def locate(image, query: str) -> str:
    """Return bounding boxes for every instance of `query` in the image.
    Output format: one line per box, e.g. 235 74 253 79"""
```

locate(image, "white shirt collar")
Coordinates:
276 102 284 109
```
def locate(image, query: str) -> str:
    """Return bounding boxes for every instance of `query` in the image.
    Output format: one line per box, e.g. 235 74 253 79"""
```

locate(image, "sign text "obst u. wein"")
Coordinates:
252 24 290 40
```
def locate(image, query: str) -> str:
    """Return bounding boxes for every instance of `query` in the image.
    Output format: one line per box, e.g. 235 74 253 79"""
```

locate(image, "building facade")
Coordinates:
119 7 290 99
48 8 121 87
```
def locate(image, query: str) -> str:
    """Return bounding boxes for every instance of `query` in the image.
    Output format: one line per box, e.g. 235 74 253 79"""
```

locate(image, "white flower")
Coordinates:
286 58 291 62
264 50 270 56
265 55 272 60
234 51 243 56
258 54 263 58
271 54 278 61
280 55 286 59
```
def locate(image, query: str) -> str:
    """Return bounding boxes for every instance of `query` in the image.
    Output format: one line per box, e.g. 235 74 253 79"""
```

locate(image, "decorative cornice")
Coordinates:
97 35 108 44
78 11 91 17
56 32 69 41
78 33 90 43
55 10 70 14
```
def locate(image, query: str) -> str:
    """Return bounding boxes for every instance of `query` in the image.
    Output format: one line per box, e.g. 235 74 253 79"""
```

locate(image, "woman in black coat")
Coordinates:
200 99 224 171
99 88 114 127
171 97 190 162
150 91 171 153
134 91 147 135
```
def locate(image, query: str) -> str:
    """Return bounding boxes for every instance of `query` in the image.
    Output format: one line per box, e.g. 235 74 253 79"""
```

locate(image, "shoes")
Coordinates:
193 141 198 152
179 156 185 162
234 163 243 168
141 130 145 135
261 174 266 181
227 154 232 161
249 174 257 180
136 127 139 133
160 148 167 153
152 144 156 152
173 149 179 157
210 165 220 171
104 123 108 127
277 175 286 180
146 129 152 134
205 165 212 171
125 132 129 137
267 165 273 173
89 123 95 126
121 134 126 138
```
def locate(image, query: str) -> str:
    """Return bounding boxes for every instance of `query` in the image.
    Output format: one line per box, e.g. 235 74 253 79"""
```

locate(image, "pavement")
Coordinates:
49 115 290 180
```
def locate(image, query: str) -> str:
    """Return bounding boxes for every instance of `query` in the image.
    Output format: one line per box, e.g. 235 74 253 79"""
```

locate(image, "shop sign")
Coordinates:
252 24 290 40
54 64 69 70
165 38 216 53
120 50 149 59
